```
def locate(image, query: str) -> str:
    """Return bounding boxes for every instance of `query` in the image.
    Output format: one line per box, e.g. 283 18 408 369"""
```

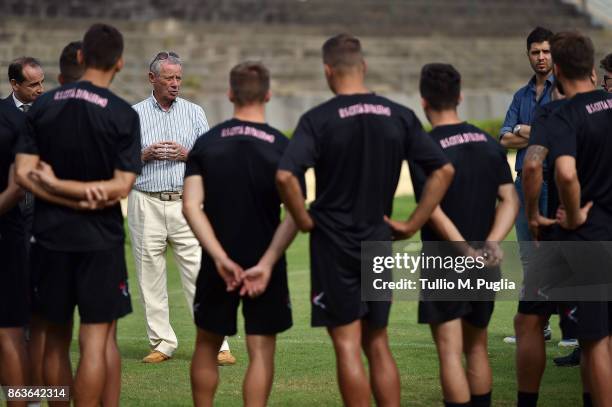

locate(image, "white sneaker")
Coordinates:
558 339 579 348
503 335 516 344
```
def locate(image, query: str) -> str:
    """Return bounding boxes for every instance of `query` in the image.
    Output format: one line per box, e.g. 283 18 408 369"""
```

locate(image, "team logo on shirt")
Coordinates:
439 132 488 149
221 125 275 143
338 103 391 119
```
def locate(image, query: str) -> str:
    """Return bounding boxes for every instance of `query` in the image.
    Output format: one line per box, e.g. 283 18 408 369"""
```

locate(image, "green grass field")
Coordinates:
70 196 582 406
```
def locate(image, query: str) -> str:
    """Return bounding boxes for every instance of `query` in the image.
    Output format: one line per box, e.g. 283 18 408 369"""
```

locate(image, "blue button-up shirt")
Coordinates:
500 75 555 171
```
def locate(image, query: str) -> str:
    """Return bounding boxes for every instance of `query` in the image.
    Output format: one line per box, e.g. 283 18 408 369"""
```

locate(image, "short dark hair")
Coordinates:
229 61 270 107
550 31 594 80
8 57 41 83
419 63 461 111
527 27 554 51
59 41 84 84
601 53 612 72
322 33 363 71
82 23 123 70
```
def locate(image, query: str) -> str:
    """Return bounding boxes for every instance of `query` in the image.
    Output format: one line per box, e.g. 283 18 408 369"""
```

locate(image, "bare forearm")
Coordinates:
500 132 529 149
487 197 519 242
276 170 312 232
183 204 228 262
17 175 79 209
406 164 454 231
258 215 299 267
486 184 519 242
523 167 543 221
557 176 581 225
429 206 464 241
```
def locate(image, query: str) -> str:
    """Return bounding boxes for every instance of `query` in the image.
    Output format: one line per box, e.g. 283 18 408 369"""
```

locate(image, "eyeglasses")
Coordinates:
149 51 180 71
603 75 612 91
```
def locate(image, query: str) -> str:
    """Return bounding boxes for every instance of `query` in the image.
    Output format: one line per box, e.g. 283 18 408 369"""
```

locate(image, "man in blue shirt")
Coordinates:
499 27 555 345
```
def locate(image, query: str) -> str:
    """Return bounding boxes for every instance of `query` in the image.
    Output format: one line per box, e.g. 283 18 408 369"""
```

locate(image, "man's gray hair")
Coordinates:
149 52 182 76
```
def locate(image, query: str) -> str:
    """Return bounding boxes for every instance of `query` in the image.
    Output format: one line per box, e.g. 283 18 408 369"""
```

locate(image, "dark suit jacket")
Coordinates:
0 94 28 235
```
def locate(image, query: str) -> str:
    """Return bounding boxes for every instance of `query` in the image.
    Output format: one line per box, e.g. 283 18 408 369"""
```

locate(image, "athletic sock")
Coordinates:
582 393 593 407
471 391 492 407
517 391 539 407
444 401 470 407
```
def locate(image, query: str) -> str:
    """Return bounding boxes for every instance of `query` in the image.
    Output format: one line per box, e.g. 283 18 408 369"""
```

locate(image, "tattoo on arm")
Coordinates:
524 145 549 164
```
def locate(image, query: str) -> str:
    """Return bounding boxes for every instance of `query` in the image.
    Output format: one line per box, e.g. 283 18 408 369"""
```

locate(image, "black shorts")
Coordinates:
194 257 292 336
31 242 132 324
419 301 495 328
517 300 559 316
572 301 612 341
310 229 391 329
0 230 29 328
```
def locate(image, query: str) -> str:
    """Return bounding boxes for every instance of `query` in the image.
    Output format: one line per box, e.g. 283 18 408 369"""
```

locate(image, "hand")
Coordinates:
240 263 273 298
77 184 110 210
214 256 244 292
480 241 504 268
516 124 531 139
556 201 593 230
142 142 172 161
28 161 58 193
528 213 557 241
384 215 417 240
160 141 189 161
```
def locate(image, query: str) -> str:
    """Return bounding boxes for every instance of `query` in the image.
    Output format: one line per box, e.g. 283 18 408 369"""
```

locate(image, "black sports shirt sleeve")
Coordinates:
403 114 448 174
184 140 204 178
115 111 143 174
547 114 577 162
278 115 318 177
497 150 513 185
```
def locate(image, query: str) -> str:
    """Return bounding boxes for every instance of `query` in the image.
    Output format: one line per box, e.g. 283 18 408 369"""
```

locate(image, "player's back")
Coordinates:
411 122 512 242
284 93 445 248
186 119 288 267
19 80 141 251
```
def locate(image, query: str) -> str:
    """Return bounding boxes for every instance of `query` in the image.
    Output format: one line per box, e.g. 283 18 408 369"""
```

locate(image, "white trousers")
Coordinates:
127 190 229 356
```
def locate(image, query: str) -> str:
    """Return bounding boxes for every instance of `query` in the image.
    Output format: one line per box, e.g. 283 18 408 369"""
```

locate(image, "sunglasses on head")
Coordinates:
149 51 180 71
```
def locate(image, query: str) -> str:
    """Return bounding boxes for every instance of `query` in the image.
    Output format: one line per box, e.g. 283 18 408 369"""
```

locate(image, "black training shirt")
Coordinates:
0 100 25 236
528 99 567 217
15 81 142 251
185 119 291 269
410 122 513 242
278 93 449 256
547 90 612 235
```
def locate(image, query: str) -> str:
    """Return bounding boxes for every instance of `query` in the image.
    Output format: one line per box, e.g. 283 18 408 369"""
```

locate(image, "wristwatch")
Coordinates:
513 124 521 136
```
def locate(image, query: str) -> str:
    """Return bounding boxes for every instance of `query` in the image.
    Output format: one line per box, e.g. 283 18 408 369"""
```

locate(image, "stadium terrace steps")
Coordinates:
0 0 594 36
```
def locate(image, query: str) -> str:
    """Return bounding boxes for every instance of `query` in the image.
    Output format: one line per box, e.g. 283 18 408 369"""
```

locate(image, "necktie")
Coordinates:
20 104 30 112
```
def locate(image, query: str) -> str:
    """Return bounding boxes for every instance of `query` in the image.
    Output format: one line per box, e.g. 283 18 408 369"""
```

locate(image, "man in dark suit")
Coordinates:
5 56 45 112
1 56 44 406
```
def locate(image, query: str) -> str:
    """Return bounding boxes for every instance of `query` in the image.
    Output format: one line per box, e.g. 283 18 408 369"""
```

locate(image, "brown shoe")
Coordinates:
142 350 171 363
217 350 236 366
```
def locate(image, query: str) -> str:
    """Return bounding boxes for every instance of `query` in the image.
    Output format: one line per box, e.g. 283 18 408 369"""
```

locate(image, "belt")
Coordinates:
140 190 183 201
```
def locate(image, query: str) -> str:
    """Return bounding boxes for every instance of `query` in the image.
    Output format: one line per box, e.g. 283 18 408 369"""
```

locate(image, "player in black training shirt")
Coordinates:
408 64 518 407
14 24 141 405
183 62 297 407
277 34 454 407
0 69 28 404
538 32 612 407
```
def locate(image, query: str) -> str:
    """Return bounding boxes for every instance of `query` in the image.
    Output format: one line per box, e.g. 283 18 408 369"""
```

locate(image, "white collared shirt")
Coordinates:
12 93 31 111
132 93 209 192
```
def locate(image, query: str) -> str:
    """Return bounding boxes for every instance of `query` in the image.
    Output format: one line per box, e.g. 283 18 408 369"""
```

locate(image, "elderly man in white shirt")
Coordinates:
129 51 233 365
